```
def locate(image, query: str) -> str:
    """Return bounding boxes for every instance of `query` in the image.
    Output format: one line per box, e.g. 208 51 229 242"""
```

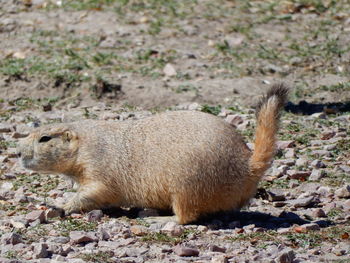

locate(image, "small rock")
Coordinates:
309 169 326 181
173 245 199 257
310 112 326 119
277 227 290 234
295 158 308 167
287 170 311 180
86 210 103 222
209 244 226 253
6 148 18 158
45 207 64 220
69 231 97 244
335 185 350 198
276 248 295 263
125 247 149 257
317 186 331 197
1 181 13 191
300 223 320 231
163 63 177 77
267 189 286 202
211 255 229 263
197 225 208 232
339 165 350 173
279 159 295 166
33 243 48 258
98 228 111 241
312 208 326 218
12 131 29 139
0 124 14 133
188 103 201 111
321 131 336 140
343 200 350 212
284 148 295 158
225 36 244 46
49 236 70 244
225 115 243 127
130 225 149 236
287 196 314 208
311 160 326 168
1 232 22 245
161 221 184 237
26 210 45 223
312 150 331 157
324 143 336 151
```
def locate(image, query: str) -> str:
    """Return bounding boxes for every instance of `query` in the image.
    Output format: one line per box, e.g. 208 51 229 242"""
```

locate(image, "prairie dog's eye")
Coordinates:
39 136 52 143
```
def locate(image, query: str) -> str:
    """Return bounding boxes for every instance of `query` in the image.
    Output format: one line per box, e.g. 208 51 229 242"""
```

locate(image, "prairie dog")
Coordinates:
17 84 288 224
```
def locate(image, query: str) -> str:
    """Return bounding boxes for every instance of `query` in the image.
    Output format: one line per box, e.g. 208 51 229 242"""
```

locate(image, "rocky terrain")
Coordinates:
0 0 349 262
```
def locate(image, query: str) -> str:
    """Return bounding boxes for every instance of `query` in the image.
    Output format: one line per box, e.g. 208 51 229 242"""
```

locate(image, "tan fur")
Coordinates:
17 84 288 224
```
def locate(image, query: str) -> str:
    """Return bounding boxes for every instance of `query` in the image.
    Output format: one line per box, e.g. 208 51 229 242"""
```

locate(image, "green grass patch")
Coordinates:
55 217 98 237
79 251 115 263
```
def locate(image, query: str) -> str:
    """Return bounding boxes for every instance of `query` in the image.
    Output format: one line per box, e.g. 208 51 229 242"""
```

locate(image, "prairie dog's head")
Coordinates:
17 125 79 173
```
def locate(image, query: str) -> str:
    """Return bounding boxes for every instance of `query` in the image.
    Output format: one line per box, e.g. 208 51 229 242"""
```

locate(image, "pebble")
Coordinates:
286 170 311 180
163 63 177 77
173 245 199 257
33 243 49 258
1 232 22 245
0 124 14 133
312 208 326 218
300 223 320 231
225 114 243 127
339 165 350 173
211 255 229 263
208 244 226 253
267 189 286 202
309 169 326 181
312 150 331 157
45 207 64 220
161 221 184 237
276 248 295 263
69 231 98 244
276 140 295 150
311 160 326 168
1 181 13 191
295 158 308 167
284 148 295 158
287 196 314 208
335 185 350 198
86 210 103 222
130 225 149 236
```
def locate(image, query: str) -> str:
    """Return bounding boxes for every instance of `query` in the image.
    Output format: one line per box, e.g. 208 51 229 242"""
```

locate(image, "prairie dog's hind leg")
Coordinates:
172 195 200 225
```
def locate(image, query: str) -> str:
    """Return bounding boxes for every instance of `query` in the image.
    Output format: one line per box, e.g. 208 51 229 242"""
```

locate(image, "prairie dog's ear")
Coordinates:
62 131 76 142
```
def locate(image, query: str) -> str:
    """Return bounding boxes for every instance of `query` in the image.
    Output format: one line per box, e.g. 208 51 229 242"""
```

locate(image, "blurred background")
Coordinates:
1 0 350 112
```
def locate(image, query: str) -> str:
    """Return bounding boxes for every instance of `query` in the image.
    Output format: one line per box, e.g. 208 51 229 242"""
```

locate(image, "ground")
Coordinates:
0 0 349 262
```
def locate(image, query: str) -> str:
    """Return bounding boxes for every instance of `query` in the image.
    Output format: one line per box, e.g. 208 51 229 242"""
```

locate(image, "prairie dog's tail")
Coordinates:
249 84 289 177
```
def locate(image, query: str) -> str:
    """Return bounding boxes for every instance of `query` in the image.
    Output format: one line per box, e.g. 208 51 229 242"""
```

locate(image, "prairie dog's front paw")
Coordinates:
61 201 80 215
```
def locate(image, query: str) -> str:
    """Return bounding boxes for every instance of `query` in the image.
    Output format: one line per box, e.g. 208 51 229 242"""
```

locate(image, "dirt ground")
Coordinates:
0 1 350 263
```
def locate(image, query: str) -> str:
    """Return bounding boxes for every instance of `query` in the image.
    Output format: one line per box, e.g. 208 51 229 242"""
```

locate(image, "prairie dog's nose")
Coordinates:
17 152 22 158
